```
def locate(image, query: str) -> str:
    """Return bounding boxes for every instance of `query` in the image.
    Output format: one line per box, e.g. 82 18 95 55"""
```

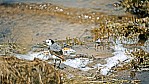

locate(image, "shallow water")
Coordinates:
137 71 149 84
1 0 126 15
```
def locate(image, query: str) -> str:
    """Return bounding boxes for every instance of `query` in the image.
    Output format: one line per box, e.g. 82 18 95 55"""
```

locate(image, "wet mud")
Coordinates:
0 0 149 83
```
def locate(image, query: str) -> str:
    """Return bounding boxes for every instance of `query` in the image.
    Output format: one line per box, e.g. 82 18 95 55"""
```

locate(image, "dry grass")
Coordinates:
0 56 61 84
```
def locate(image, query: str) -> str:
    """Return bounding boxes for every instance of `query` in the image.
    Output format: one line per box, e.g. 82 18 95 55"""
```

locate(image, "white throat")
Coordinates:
45 40 53 46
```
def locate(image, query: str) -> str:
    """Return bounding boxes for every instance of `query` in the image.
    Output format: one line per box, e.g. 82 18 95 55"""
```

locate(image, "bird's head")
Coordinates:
45 39 54 46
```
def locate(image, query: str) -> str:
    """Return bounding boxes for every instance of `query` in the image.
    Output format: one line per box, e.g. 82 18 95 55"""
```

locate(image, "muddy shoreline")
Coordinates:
0 1 149 84
0 0 127 16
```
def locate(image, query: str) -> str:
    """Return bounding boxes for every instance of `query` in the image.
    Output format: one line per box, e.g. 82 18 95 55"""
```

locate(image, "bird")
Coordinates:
95 38 102 50
45 39 64 68
45 39 63 56
138 33 148 45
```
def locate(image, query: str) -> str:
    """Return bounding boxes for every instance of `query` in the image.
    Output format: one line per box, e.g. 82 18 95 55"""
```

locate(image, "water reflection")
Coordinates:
137 71 149 84
0 0 126 15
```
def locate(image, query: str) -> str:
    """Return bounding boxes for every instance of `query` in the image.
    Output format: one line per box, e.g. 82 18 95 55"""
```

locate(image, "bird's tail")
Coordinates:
59 50 63 55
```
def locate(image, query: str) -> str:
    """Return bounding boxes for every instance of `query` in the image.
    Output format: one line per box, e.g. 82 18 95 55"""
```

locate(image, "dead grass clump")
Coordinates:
121 0 149 18
0 56 61 84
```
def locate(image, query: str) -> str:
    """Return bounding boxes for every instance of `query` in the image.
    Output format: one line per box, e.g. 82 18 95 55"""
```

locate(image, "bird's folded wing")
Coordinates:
50 43 62 51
